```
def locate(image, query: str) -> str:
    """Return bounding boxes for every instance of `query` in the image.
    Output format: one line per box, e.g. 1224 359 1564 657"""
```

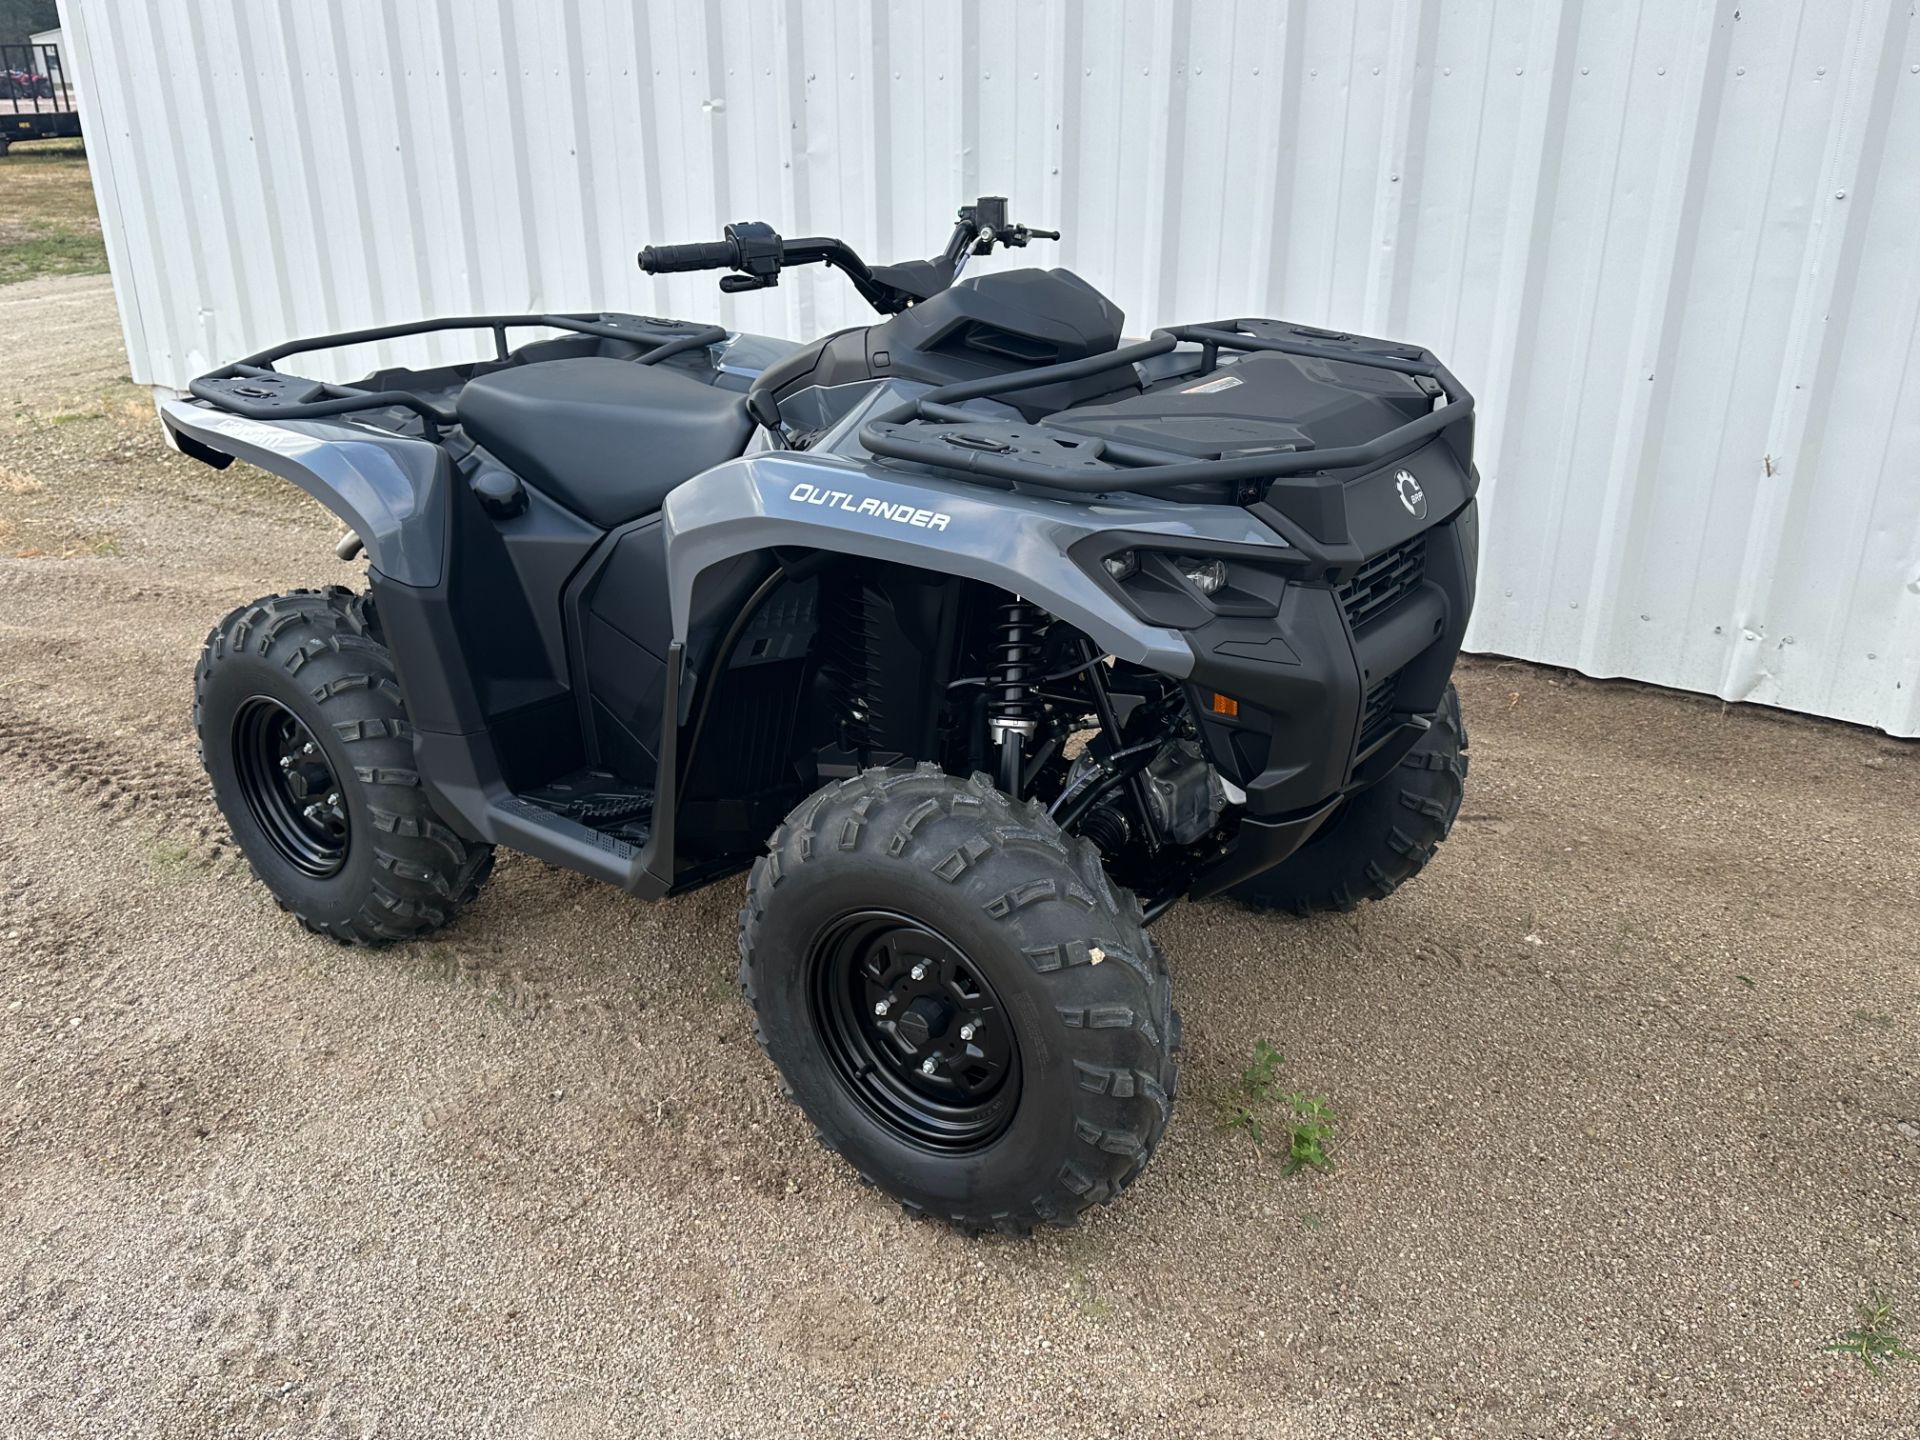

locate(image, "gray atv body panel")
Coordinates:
160 399 452 587
664 466 1282 682
664 377 1291 677
707 329 806 387
162 374 1288 684
153 326 807 587
665 376 1287 677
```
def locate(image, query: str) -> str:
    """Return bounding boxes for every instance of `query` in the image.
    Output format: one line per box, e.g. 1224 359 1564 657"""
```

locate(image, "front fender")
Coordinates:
660 451 1291 677
159 400 452 586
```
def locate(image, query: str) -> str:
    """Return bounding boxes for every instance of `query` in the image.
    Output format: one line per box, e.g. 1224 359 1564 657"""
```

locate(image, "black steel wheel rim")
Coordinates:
808 910 1021 1152
232 696 349 878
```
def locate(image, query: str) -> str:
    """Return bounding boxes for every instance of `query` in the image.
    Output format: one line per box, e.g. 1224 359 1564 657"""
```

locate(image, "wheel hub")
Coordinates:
892 994 951 1051
809 910 1021 1151
232 697 349 878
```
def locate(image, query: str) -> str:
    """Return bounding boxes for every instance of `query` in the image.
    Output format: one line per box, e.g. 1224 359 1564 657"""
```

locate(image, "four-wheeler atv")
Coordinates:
166 197 1475 1233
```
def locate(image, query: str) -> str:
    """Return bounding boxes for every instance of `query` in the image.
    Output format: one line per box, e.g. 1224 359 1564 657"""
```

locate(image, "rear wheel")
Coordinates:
740 765 1179 1233
1230 683 1468 915
194 587 494 944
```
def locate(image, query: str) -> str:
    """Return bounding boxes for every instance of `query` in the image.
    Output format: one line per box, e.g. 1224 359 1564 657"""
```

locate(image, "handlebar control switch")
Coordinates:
723 221 785 290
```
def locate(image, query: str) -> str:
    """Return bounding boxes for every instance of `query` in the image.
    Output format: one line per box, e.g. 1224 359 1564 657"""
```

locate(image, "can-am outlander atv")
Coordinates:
166 198 1475 1233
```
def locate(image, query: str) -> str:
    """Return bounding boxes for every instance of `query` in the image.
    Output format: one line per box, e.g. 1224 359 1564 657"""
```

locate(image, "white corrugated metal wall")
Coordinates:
58 0 1920 735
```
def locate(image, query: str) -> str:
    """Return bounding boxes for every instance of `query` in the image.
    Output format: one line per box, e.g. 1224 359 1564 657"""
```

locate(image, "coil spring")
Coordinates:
990 600 1048 733
820 576 879 753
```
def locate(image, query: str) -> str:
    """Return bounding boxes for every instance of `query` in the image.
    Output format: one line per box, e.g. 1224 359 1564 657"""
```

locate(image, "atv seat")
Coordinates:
457 356 753 527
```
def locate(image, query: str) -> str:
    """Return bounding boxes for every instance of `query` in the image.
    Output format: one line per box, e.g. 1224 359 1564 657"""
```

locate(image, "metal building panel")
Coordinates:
54 0 1920 734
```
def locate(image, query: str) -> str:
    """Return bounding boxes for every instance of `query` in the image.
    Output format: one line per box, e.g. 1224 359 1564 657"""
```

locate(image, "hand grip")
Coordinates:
638 239 740 274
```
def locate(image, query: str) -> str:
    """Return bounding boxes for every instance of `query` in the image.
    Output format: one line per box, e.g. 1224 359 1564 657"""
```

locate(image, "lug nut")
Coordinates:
302 743 315 756
279 756 293 770
326 793 339 806
960 1022 978 1041
910 963 928 981
873 1000 889 1017
920 1057 937 1075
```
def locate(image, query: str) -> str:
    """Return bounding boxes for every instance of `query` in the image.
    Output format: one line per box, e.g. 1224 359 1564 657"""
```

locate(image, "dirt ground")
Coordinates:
0 273 1916 1438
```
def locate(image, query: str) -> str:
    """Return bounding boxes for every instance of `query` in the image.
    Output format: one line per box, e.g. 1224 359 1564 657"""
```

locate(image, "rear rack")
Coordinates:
189 313 727 440
859 319 1473 497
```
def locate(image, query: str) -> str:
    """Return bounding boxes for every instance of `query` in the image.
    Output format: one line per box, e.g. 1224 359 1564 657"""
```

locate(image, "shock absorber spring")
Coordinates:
989 599 1048 795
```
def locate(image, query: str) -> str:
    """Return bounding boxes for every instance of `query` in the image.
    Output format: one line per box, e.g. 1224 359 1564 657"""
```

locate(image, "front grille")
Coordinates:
1358 674 1399 750
1336 536 1426 630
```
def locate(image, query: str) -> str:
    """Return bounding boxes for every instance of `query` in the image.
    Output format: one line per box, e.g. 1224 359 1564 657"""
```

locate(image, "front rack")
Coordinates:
859 319 1474 497
190 313 727 440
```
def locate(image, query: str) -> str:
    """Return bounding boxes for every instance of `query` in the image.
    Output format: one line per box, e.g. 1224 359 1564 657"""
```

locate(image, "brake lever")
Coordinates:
719 273 773 294
1000 224 1062 249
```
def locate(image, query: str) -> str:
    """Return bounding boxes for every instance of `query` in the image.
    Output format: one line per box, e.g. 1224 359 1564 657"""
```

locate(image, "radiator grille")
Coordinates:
1358 674 1399 750
1336 536 1426 630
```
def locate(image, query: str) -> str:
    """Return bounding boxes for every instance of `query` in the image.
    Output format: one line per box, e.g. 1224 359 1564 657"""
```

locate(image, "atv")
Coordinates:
165 197 1475 1233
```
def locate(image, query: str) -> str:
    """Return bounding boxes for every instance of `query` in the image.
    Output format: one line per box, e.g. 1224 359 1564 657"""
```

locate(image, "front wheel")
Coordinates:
1230 682 1468 915
739 765 1179 1234
194 587 494 944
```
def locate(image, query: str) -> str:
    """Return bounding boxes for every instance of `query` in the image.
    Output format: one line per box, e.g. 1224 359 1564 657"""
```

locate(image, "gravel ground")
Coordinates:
1 274 1916 1439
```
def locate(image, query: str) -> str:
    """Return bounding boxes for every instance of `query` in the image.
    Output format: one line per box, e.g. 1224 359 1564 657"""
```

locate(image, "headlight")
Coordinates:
1179 557 1228 595
1072 540 1285 627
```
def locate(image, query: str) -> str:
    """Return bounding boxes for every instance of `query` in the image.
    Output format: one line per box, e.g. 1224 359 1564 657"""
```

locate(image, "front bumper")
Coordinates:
1183 492 1478 820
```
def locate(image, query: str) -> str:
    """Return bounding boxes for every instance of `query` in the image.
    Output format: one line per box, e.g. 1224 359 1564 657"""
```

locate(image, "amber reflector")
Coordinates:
1209 692 1240 717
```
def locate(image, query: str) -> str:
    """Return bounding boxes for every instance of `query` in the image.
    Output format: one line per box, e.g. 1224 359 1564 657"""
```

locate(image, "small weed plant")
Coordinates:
1281 1093 1337 1175
1824 1287 1915 1377
1220 1039 1337 1175
1222 1103 1263 1145
1241 1038 1284 1100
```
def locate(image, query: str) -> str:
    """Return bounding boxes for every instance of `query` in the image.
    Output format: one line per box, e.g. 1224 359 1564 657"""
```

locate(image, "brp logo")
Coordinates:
1395 469 1427 519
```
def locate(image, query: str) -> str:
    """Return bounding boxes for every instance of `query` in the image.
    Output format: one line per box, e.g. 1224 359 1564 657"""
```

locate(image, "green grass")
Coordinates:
1061 1228 1115 1322
1824 1287 1915 1376
144 835 207 879
0 139 108 285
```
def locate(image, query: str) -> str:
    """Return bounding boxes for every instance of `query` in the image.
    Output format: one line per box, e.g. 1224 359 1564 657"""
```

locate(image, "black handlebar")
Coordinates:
638 239 740 274
638 198 1057 315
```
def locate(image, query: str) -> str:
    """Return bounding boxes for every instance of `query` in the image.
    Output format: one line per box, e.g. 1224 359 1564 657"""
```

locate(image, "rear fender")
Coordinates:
661 451 1291 677
158 399 452 586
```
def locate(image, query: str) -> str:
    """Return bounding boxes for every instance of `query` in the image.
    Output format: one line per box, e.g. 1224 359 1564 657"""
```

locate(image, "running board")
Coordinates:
476 641 683 899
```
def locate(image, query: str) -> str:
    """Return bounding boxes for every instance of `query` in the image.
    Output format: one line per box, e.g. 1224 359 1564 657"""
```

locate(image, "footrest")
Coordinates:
519 769 656 836
486 769 657 887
